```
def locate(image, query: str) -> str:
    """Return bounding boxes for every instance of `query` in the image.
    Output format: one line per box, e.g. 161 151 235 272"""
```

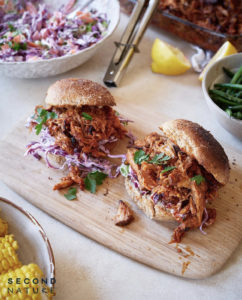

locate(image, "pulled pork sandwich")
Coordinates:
25 78 132 193
122 119 229 242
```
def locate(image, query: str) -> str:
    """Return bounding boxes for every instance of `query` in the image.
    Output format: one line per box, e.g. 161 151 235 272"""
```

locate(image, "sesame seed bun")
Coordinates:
45 78 116 107
125 178 174 221
160 119 230 185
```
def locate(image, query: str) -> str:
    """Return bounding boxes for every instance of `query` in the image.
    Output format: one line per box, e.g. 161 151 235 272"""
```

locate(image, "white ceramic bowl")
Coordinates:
202 53 242 140
0 0 120 78
0 197 55 294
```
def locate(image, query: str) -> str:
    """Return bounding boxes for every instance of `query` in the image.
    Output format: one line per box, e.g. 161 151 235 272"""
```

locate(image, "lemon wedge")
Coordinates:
151 38 191 75
199 41 237 81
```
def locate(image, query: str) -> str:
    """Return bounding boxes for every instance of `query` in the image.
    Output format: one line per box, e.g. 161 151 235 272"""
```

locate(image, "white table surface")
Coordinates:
0 13 242 300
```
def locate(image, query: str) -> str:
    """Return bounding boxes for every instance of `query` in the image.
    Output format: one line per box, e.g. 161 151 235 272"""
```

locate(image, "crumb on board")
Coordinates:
103 188 109 196
175 244 196 259
182 261 191 275
114 200 134 226
185 246 195 257
48 177 53 180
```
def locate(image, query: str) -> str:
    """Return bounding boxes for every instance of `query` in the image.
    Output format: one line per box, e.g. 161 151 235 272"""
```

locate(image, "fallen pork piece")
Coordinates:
114 200 134 226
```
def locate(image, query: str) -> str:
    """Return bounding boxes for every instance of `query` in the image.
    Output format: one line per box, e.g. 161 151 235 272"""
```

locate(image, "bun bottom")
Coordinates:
125 178 174 221
47 153 66 168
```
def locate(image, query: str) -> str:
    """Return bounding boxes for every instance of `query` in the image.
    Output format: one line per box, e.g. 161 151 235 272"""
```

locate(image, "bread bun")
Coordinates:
125 178 174 221
45 78 116 107
160 119 230 185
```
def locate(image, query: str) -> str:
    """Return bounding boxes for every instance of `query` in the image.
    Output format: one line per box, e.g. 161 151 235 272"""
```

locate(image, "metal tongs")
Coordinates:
103 0 159 87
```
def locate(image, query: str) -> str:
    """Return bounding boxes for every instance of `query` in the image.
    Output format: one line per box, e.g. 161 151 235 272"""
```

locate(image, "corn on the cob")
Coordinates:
0 235 22 275
0 263 53 300
0 217 8 237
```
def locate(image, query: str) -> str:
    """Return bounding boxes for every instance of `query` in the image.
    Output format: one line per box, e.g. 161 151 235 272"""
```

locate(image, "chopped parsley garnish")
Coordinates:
35 108 57 135
115 111 120 116
64 187 77 200
11 42 27 51
85 171 108 193
86 23 93 32
161 166 176 174
134 150 150 165
8 23 16 32
120 164 130 177
102 21 108 28
191 175 205 185
82 112 92 120
149 153 170 165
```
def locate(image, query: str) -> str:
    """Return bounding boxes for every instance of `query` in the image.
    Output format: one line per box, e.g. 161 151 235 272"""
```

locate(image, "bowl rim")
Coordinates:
0 0 120 66
202 52 242 124
0 196 56 291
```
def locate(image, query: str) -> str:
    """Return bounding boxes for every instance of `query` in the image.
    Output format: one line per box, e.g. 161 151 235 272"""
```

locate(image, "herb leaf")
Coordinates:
34 108 57 135
85 171 108 193
86 23 93 32
149 153 170 165
161 166 176 174
64 187 77 200
8 23 16 32
82 112 92 120
134 150 149 165
191 175 205 185
11 42 27 51
120 164 130 177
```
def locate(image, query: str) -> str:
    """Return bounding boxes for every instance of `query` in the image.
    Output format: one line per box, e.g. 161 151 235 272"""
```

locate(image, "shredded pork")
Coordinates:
159 0 242 35
44 105 127 158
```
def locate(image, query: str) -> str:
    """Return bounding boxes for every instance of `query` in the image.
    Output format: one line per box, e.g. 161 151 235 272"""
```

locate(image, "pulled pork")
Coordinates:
43 105 127 158
159 0 242 35
126 132 220 243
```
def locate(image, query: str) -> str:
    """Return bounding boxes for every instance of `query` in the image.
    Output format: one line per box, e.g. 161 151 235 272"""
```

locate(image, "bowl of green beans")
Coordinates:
202 53 242 140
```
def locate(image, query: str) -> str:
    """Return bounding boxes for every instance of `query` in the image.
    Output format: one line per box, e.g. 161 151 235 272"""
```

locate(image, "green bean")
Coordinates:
209 89 242 103
214 83 242 91
231 65 242 84
228 105 242 110
208 65 242 121
209 93 237 106
225 108 232 116
236 91 242 98
223 67 234 78
233 111 242 119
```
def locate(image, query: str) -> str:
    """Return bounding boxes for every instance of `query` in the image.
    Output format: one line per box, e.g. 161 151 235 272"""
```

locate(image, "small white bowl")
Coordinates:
0 197 55 292
0 0 120 78
202 53 242 140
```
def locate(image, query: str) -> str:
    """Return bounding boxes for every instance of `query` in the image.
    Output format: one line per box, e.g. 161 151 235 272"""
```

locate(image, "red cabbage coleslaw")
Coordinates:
0 0 109 62
25 128 119 178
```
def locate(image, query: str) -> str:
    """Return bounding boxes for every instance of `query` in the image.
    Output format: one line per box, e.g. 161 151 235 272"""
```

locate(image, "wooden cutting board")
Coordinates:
0 102 241 279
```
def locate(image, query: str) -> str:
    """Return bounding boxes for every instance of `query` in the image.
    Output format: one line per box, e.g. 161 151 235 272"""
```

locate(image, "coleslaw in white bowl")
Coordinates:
0 0 120 78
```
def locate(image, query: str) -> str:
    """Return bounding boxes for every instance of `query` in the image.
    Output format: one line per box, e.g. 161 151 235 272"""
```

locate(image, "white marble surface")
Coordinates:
0 13 242 300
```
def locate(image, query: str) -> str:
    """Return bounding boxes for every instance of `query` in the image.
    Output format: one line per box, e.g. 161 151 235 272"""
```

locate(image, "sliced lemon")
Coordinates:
199 41 237 81
151 38 191 76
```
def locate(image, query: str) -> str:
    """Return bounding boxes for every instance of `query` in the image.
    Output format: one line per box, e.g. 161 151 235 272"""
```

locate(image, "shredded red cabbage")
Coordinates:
127 166 149 196
25 128 119 178
199 207 208 235
0 0 109 62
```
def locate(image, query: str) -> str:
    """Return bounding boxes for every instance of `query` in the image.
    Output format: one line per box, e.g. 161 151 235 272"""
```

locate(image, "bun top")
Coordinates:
160 119 230 185
45 78 116 107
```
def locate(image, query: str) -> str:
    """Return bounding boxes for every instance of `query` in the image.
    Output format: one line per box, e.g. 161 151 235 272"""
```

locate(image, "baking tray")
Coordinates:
120 0 242 52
